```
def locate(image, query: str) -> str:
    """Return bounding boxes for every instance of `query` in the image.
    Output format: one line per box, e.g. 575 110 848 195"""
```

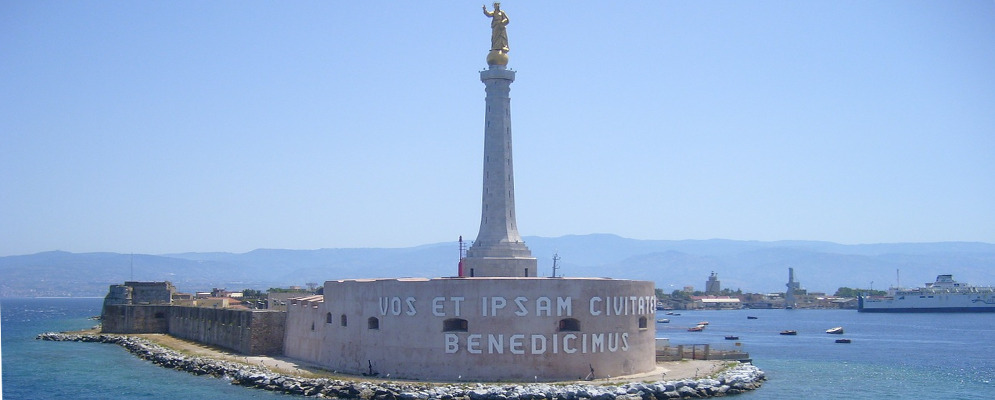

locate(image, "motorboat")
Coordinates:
698 321 709 326
688 325 705 332
747 316 758 319
656 318 670 323
779 330 797 335
725 335 740 340
826 326 844 334
835 338 852 343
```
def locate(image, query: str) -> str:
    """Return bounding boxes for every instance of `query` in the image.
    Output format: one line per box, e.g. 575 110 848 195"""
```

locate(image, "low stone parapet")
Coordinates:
37 332 764 398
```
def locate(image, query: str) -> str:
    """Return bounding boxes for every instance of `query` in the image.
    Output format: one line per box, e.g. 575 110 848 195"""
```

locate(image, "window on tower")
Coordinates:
443 318 468 332
557 318 580 332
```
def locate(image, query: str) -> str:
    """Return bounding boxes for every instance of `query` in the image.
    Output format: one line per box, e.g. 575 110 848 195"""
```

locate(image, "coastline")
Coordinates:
37 331 765 398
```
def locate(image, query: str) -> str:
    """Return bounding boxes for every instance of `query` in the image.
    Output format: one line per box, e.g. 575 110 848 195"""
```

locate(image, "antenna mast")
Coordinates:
458 236 467 277
551 252 560 278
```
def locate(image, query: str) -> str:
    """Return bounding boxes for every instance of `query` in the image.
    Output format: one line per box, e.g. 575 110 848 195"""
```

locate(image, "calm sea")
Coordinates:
2 298 993 399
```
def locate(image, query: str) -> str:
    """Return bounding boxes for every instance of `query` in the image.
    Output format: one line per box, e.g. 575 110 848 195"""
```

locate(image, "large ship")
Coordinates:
858 274 995 312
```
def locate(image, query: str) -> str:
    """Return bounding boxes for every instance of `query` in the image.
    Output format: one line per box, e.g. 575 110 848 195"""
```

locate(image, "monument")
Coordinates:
705 272 721 295
785 268 800 309
461 2 537 278
281 6 656 381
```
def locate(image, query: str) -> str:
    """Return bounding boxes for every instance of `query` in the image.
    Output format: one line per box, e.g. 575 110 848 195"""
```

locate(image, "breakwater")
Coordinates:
37 332 764 398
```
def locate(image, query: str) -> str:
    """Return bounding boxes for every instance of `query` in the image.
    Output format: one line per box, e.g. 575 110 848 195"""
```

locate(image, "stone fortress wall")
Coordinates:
283 277 657 381
101 282 286 355
168 306 286 355
102 304 286 355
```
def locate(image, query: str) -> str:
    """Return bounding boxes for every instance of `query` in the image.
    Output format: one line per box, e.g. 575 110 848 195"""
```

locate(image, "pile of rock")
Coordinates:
38 332 764 398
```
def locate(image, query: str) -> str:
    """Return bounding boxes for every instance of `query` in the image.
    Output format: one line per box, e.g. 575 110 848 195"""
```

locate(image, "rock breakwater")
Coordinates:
38 332 764 398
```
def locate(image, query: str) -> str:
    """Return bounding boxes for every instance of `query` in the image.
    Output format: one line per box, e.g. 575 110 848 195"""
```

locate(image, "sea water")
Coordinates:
3 298 993 399
1 298 286 399
657 308 994 399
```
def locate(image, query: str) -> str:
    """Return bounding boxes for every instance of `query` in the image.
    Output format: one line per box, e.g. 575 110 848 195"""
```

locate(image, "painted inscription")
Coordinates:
373 295 655 355
444 332 630 354
377 296 657 318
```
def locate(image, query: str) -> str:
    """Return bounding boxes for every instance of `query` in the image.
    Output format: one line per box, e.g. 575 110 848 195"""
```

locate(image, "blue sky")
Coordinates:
2 1 993 256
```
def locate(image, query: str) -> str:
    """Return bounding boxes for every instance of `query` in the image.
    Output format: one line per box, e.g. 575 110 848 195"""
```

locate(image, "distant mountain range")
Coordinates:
3 234 994 297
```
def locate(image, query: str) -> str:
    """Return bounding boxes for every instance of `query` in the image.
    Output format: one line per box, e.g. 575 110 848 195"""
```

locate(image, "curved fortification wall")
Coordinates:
283 277 656 381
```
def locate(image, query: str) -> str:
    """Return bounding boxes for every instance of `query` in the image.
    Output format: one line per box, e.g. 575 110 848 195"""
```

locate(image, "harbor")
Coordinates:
7 298 994 400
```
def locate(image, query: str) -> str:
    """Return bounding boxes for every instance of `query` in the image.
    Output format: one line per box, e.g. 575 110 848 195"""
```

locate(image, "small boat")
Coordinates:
665 312 675 315
698 321 709 326
826 326 844 334
779 330 798 335
835 338 852 344
656 318 670 323
725 335 740 340
747 316 758 320
688 325 705 332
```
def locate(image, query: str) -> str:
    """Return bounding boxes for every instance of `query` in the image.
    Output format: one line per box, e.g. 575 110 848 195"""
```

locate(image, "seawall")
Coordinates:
101 304 286 355
38 332 765 399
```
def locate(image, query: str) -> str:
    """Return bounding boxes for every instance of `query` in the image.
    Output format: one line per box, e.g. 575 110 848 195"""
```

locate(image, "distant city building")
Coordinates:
210 288 243 298
705 272 721 295
690 295 742 310
195 297 241 309
267 290 311 311
785 268 801 309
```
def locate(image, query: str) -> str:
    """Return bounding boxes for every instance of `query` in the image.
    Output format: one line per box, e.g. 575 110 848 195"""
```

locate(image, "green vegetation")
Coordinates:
670 290 693 300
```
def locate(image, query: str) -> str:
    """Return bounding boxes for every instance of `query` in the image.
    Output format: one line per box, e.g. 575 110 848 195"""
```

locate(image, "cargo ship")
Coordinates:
858 274 995 312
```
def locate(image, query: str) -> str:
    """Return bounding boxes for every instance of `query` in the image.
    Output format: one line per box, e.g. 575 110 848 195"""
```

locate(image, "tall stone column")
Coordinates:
462 65 537 277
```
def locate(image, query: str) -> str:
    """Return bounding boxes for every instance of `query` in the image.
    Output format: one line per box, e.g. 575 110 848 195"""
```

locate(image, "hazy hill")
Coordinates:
2 234 993 297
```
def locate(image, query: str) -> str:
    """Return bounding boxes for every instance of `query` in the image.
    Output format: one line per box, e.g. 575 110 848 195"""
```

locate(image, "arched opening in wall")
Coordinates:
443 318 468 332
367 317 380 330
558 318 580 332
326 312 333 324
341 314 347 327
638 316 648 329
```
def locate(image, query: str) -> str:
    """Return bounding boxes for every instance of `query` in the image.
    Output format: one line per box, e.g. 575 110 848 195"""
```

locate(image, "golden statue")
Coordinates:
483 2 509 65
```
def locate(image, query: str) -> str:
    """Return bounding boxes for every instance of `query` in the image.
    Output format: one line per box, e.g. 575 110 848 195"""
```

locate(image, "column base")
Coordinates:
460 257 538 277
